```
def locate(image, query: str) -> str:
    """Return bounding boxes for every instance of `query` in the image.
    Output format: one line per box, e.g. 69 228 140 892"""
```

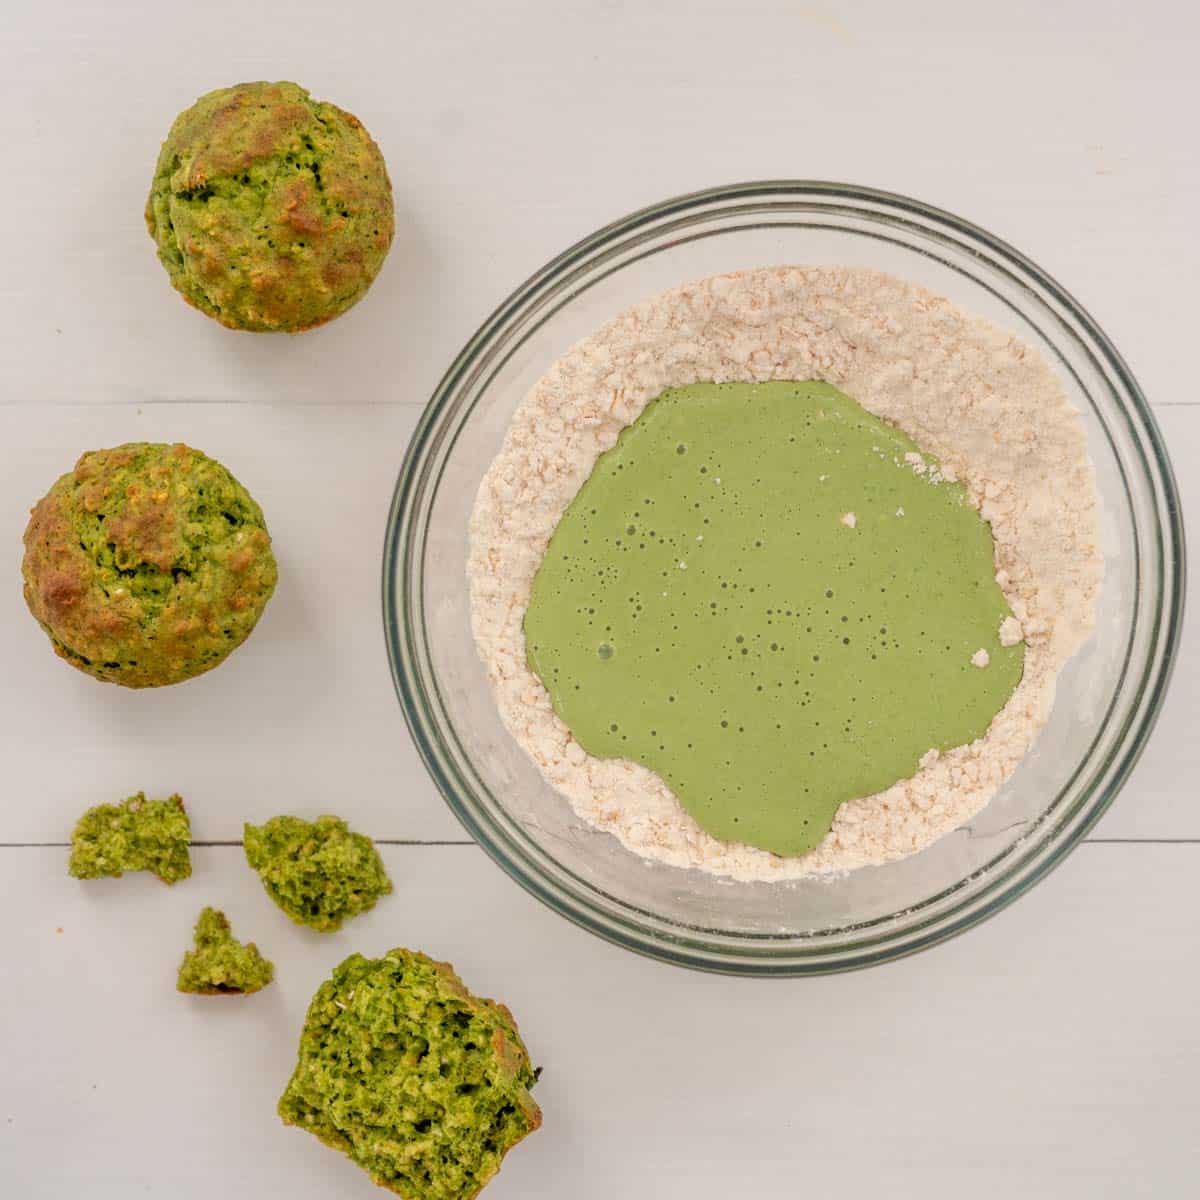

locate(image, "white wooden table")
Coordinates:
2 2 1196 1196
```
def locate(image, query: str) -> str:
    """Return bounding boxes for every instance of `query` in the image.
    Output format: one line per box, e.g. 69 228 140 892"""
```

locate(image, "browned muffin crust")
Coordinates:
22 442 277 687
145 81 394 332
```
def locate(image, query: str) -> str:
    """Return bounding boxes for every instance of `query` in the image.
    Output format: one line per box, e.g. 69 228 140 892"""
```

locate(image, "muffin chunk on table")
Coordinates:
177 907 274 996
279 948 541 1199
68 792 192 884
244 815 392 931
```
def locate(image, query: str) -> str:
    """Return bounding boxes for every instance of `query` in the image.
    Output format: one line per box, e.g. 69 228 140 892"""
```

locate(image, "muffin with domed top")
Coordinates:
145 80 394 332
22 442 277 687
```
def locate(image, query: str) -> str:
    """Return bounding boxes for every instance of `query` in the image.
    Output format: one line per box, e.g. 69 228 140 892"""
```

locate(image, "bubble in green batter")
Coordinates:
524 381 1024 858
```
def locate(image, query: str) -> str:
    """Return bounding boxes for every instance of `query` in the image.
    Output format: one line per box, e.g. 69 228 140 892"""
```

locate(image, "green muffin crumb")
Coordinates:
243 815 392 931
68 792 191 884
177 907 274 995
279 948 541 1199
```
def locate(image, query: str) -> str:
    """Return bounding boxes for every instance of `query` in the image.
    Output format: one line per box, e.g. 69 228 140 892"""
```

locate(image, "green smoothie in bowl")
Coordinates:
468 267 1100 881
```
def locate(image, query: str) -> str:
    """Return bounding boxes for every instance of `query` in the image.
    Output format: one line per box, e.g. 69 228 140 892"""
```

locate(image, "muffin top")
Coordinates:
22 442 277 687
145 81 394 332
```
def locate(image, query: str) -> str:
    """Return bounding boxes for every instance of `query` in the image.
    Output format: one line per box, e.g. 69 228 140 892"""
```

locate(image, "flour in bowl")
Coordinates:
468 267 1101 881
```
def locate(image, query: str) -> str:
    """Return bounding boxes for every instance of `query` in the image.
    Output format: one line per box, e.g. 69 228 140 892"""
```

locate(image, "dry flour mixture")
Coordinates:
468 267 1101 880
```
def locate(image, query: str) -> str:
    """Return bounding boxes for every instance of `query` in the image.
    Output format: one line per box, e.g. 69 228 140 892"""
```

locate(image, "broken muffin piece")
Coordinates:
68 792 191 884
177 907 274 995
243 814 392 932
279 948 541 1199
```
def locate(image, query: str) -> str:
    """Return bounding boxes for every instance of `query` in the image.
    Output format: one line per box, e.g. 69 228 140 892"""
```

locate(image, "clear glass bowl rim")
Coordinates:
384 180 1187 976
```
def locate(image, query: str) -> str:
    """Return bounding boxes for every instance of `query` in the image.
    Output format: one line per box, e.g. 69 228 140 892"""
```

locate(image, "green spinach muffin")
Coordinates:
244 815 392 931
279 949 541 1199
145 80 394 332
68 792 192 884
22 442 277 687
177 907 274 995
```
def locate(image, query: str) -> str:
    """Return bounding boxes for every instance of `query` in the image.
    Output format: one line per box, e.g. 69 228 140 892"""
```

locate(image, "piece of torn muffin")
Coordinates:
177 907 274 995
68 792 191 884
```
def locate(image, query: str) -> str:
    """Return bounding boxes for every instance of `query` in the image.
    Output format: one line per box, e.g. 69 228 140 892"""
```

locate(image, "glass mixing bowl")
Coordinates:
384 182 1185 975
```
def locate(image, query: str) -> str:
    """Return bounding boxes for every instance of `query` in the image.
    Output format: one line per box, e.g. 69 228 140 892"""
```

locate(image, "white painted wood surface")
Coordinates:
4 845 1200 1198
1 1 1195 1196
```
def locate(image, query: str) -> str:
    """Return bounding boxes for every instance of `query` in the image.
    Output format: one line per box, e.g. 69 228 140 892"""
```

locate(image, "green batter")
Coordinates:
524 381 1023 857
